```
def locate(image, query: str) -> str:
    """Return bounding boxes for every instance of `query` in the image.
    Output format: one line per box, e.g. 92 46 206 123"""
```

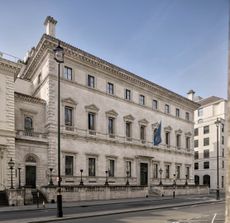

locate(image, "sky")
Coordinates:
0 0 228 99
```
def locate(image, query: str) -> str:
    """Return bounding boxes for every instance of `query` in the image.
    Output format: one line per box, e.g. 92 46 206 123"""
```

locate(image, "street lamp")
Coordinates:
173 173 176 198
79 169 84 186
105 170 109 186
8 158 15 189
54 41 64 217
49 168 54 186
159 168 163 186
126 171 130 186
215 118 221 200
18 166 21 189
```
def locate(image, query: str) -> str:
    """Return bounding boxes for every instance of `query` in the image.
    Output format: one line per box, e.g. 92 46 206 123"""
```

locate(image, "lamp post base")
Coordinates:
57 194 63 217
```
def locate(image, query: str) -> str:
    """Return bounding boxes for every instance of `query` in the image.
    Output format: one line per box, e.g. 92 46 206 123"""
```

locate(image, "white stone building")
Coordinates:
0 17 199 193
190 91 227 191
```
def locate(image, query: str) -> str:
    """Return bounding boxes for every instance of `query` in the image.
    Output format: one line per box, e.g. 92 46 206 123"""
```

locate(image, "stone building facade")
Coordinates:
0 17 199 193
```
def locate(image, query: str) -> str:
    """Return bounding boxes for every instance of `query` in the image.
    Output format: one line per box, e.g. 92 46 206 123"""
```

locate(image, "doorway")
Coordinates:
25 166 36 188
140 163 148 186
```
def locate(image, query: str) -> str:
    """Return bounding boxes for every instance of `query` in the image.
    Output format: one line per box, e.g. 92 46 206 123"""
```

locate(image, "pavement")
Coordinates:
0 194 225 223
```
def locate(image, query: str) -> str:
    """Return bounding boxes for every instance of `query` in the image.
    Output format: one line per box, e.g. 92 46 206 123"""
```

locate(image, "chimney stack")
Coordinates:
187 90 195 101
44 16 57 37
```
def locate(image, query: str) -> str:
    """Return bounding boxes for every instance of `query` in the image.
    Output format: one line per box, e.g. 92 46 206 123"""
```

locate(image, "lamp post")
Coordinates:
49 168 54 186
126 171 130 186
215 118 221 200
18 167 21 189
79 169 84 186
8 158 15 189
54 41 64 217
105 170 109 186
159 168 163 186
173 173 176 198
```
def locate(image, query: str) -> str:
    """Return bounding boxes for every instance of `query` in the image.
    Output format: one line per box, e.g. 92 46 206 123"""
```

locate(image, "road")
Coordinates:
54 201 225 223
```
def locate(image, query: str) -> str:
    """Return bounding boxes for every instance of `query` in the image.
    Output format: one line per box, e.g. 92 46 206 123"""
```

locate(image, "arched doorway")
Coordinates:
25 155 37 188
203 175 210 187
194 175 200 185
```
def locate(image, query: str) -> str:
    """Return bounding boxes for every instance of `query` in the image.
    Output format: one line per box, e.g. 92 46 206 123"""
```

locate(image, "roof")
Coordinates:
198 96 223 107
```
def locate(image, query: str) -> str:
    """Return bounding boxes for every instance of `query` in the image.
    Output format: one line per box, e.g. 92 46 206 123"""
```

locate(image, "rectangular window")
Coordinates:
176 134 181 148
64 66 72 80
139 95 145 105
109 160 115 177
194 151 199 159
65 156 73 176
88 113 95 131
165 132 170 146
176 108 180 117
194 163 199 170
126 122 131 139
186 137 190 149
194 128 198 136
222 176 224 188
165 104 170 114
203 161 209 169
125 89 131 100
126 161 132 177
88 158 96 176
185 112 190 121
194 140 199 148
222 136 224 145
165 165 170 179
153 163 158 178
203 126 209 134
108 117 114 136
222 149 224 157
198 108 203 117
203 137 209 146
186 166 190 179
88 75 95 88
107 82 114 95
140 125 146 142
65 106 73 126
152 100 158 110
222 161 224 168
176 166 180 179
203 149 209 158
221 124 224 133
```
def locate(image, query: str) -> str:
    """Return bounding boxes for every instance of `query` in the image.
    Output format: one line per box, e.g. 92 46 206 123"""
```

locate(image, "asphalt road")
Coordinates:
0 196 217 221
54 201 225 223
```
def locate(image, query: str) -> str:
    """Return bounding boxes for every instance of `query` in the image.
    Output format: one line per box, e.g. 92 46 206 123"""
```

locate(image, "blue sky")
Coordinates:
0 0 228 99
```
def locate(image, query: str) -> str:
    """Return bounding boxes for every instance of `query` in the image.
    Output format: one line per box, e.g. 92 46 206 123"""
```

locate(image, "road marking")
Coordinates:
211 213 217 223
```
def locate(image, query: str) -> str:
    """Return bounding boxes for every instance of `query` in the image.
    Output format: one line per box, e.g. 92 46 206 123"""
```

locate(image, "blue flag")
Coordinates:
153 122 162 145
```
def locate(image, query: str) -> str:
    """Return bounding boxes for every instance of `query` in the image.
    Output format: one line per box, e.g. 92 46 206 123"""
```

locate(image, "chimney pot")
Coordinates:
44 16 57 37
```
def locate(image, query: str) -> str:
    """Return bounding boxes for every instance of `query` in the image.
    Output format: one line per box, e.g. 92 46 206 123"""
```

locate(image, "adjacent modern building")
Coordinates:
189 90 227 191
0 17 199 194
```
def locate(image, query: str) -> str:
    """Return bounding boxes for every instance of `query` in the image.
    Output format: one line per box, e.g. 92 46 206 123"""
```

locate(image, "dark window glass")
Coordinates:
125 89 131 100
194 163 199 170
126 161 132 177
221 124 224 133
176 166 180 179
140 125 145 141
194 128 198 136
194 151 199 159
153 163 158 178
204 162 209 169
165 165 170 179
24 116 33 130
186 167 190 179
222 136 224 145
139 95 145 105
185 112 190 121
65 156 73 176
109 160 115 177
126 122 131 138
88 113 95 130
176 108 180 117
108 118 114 135
194 140 199 148
165 104 170 114
203 126 209 134
152 100 158 110
107 82 114 95
88 75 95 88
165 132 170 146
186 137 190 149
222 161 224 168
203 149 209 158
176 134 181 148
203 138 209 146
88 158 96 176
64 66 72 80
65 106 73 126
222 149 224 157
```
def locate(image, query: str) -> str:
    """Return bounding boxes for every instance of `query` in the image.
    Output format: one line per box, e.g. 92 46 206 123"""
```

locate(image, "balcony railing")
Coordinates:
16 130 47 140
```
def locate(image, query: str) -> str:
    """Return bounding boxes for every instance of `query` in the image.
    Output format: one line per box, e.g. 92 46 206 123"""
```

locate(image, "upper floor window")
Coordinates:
139 95 145 105
203 126 209 134
88 113 96 131
203 161 209 169
194 140 199 148
108 117 115 136
194 151 199 159
126 122 132 139
176 134 181 148
126 161 132 177
222 136 224 145
64 66 72 80
125 89 131 101
88 75 95 88
221 124 224 133
186 137 190 150
203 137 209 146
203 149 209 159
198 108 203 117
176 108 180 118
107 82 114 95
24 116 33 130
165 132 170 146
65 155 73 176
65 106 73 126
152 100 158 110
165 104 170 114
185 112 190 121
37 73 41 84
194 163 199 170
88 158 96 176
153 163 158 178
194 128 198 136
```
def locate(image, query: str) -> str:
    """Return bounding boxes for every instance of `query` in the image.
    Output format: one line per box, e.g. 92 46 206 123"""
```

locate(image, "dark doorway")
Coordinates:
26 166 36 188
194 175 200 185
203 175 210 187
140 163 148 186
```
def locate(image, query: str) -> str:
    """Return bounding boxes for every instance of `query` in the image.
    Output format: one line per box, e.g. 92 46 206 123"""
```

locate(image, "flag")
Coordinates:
153 122 162 145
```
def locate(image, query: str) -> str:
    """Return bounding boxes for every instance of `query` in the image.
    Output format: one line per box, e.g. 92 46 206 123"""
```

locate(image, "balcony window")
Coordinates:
108 117 115 136
24 116 33 130
176 108 180 118
165 104 170 114
109 160 115 177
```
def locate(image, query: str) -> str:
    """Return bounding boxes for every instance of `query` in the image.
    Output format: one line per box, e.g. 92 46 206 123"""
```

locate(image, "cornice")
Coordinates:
0 58 22 79
15 92 46 105
22 34 200 111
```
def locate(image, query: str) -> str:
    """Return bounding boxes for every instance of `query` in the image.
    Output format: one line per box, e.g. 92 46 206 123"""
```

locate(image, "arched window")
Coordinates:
24 117 33 130
194 175 199 185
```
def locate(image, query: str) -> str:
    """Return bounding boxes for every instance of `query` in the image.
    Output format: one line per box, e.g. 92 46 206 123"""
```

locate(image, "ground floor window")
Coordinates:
88 158 96 176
